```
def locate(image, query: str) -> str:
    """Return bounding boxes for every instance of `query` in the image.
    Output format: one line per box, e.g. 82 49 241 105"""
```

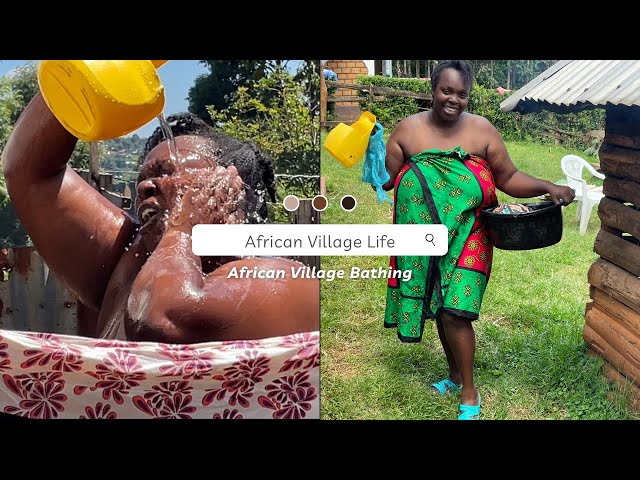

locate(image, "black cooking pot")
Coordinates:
481 201 563 250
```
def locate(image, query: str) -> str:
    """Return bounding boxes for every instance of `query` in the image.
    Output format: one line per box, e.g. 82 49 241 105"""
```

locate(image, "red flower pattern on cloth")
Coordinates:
80 349 147 404
0 329 318 419
202 350 271 409
219 339 262 350
278 332 320 372
212 408 244 419
3 372 67 418
80 402 117 419
21 333 83 372
0 335 9 372
157 344 215 379
93 340 141 349
132 380 197 419
258 371 318 419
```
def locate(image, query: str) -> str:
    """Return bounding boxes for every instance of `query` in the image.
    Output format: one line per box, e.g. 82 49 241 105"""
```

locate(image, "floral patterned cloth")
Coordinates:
0 329 319 419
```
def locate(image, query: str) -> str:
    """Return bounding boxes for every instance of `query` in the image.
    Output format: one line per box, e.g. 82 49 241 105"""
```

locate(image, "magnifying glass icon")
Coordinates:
425 233 435 246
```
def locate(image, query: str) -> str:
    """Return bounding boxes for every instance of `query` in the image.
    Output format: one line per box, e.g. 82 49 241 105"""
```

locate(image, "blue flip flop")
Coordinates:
458 395 481 420
431 378 462 395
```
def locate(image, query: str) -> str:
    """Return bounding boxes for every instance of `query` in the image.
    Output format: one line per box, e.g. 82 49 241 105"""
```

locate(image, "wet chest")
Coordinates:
96 241 148 340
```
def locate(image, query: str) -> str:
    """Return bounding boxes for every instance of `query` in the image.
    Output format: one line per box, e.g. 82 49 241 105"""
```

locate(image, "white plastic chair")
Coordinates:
560 154 605 235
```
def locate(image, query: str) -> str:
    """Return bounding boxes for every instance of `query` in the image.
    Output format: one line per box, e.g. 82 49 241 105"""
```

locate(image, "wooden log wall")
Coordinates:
585 104 640 407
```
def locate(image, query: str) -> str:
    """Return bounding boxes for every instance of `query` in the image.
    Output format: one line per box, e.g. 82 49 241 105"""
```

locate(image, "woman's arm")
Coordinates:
1 93 136 309
484 120 576 204
382 122 408 191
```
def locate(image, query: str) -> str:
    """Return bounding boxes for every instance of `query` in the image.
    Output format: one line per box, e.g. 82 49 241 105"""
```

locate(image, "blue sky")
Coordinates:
0 60 209 138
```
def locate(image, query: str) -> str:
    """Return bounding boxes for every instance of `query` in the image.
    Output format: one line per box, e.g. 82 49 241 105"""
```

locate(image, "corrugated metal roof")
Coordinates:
500 60 640 114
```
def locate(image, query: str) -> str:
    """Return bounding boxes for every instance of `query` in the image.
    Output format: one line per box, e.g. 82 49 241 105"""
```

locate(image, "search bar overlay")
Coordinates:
192 224 449 256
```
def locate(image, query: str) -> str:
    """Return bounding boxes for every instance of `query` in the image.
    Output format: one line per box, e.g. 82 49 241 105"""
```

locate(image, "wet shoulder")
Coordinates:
210 257 316 278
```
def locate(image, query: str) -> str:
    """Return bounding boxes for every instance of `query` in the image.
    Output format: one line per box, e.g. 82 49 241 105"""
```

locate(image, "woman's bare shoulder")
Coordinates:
397 112 426 127
463 112 496 131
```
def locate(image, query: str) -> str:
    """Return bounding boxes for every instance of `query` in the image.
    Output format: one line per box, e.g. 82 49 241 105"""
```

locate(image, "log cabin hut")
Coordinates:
501 60 640 408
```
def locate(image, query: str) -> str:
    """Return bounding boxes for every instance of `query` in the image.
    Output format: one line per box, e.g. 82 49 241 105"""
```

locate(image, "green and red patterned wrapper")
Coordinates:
384 147 498 342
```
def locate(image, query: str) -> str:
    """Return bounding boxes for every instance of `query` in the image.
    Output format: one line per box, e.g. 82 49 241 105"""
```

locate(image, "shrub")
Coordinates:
355 75 604 151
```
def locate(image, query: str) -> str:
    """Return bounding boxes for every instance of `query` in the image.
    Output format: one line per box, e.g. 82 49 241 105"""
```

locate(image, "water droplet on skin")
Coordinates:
135 253 139 257
125 247 129 252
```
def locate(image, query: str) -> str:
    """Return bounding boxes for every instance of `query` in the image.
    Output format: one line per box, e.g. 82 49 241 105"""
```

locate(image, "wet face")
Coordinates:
431 68 470 123
135 135 245 241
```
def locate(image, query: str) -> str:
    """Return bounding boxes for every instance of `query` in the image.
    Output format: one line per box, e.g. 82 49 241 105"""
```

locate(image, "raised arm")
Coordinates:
1 93 137 309
484 119 575 204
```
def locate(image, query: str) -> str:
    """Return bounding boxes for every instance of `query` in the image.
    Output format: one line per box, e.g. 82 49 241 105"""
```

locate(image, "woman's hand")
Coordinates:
167 165 246 230
547 184 576 205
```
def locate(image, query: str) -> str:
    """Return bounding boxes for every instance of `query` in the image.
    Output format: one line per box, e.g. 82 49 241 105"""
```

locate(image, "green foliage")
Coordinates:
356 75 604 150
188 60 279 124
356 75 431 128
0 75 30 246
0 76 22 151
8 61 39 123
101 134 146 170
296 60 320 119
387 60 556 90
68 141 91 170
207 63 319 176
467 83 516 135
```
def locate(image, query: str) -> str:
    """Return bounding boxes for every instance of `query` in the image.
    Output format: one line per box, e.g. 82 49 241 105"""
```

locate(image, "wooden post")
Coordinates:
368 83 373 112
320 69 327 130
288 199 320 269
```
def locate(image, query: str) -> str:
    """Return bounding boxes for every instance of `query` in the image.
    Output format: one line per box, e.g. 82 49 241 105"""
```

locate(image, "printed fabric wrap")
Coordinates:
0 329 319 419
384 147 498 342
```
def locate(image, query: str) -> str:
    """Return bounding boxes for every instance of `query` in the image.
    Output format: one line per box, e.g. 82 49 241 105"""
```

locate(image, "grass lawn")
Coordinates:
320 137 639 420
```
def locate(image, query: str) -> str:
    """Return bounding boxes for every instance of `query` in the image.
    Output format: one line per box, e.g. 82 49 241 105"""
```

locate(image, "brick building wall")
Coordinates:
324 60 370 121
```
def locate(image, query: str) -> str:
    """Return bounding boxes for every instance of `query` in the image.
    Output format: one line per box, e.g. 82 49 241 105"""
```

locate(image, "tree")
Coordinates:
206 63 319 177
293 60 320 122
0 76 29 247
8 61 39 123
188 60 278 123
